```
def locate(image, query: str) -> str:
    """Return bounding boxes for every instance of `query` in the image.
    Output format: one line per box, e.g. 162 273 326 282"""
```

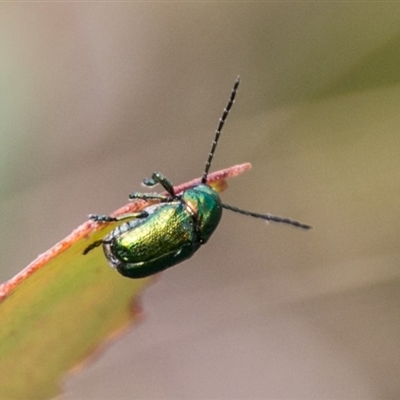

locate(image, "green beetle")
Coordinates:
83 77 311 278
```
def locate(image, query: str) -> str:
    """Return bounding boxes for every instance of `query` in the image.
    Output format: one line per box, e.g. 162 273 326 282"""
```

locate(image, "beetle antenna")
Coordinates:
202 76 241 184
222 203 312 230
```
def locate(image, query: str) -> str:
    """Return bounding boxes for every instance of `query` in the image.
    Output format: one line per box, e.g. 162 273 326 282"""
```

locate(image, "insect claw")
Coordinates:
142 178 156 187
89 214 116 223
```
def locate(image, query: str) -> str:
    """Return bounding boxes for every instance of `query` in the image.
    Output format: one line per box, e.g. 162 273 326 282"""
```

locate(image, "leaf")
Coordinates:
0 163 251 400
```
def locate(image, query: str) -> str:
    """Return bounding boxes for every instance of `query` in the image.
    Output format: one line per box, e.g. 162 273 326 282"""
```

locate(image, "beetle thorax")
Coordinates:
181 184 223 244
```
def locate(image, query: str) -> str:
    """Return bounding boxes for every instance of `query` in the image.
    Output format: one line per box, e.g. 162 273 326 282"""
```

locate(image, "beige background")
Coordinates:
1 4 400 399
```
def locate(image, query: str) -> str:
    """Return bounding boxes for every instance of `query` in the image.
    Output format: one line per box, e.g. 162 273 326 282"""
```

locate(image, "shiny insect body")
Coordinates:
83 77 311 278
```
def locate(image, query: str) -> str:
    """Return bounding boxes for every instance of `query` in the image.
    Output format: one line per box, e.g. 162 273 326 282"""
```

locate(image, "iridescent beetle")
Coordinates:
83 77 311 278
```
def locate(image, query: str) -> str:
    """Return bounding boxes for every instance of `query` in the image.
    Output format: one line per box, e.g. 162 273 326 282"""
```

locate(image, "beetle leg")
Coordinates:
82 240 103 255
83 237 114 255
129 192 170 202
88 211 149 223
83 212 148 255
142 172 176 198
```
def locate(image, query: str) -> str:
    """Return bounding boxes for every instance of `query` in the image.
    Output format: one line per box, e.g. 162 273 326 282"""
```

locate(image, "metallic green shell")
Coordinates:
103 184 223 278
181 184 222 243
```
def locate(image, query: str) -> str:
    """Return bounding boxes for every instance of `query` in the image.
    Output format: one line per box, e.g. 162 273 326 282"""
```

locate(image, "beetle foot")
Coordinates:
88 214 116 223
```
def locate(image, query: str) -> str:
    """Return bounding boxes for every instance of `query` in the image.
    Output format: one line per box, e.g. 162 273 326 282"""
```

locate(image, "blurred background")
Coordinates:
1 4 400 399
